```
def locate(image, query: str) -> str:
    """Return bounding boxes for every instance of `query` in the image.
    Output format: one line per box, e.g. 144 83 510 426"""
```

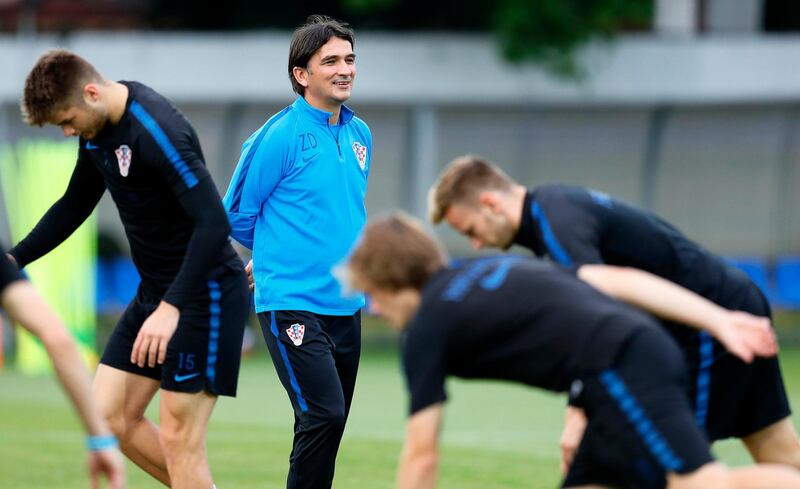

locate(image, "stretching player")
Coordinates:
11 50 248 488
428 155 800 472
0 249 125 488
344 213 800 489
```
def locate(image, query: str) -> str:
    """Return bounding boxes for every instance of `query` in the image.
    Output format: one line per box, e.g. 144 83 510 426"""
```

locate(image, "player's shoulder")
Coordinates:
262 105 304 141
240 105 298 154
349 114 371 131
538 183 614 210
125 81 175 114
124 81 191 133
535 183 586 200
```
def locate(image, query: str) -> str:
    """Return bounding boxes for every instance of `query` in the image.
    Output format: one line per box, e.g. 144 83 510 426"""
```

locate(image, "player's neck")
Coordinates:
507 185 527 231
106 82 129 125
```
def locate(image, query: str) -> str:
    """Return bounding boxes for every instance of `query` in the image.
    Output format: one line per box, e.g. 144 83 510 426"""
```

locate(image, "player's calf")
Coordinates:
158 390 217 489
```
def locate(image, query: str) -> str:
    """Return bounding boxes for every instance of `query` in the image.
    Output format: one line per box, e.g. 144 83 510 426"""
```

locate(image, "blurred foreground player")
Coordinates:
0 248 125 489
10 50 248 489
344 213 800 489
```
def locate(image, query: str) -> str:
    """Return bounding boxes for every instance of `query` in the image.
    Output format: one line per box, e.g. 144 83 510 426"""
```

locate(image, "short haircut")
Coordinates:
428 155 516 224
21 49 102 127
346 213 447 292
288 14 355 96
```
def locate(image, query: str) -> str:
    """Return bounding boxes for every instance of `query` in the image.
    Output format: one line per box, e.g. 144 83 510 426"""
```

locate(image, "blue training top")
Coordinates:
223 97 371 315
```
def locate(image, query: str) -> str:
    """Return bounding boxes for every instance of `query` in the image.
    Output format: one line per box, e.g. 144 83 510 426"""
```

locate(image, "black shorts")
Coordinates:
563 327 714 489
683 286 791 441
100 267 249 396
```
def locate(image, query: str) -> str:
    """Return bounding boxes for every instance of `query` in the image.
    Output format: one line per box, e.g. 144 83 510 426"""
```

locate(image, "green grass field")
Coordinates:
3 343 800 488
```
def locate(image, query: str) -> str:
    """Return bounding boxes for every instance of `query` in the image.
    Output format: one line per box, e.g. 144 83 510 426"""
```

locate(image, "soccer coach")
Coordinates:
223 15 372 489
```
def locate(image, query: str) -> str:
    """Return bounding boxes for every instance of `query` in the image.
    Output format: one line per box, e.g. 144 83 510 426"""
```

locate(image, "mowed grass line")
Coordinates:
3 347 800 488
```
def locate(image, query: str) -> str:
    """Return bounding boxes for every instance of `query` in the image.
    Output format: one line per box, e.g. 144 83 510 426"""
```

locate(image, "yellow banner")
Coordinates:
1 139 97 374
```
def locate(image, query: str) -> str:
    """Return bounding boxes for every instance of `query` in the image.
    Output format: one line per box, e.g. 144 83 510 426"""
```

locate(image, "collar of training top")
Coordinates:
293 96 355 126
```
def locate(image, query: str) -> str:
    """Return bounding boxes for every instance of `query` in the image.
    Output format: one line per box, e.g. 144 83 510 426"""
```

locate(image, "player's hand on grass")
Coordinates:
87 448 126 489
559 406 587 475
245 259 254 292
131 301 180 368
716 311 778 363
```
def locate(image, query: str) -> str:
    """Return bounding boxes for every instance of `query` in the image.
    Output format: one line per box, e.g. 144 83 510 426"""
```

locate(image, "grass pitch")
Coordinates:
2 339 800 488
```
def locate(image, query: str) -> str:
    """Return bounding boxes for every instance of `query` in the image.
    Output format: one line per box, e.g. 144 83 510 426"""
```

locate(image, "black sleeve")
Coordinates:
9 152 106 268
536 186 605 267
0 245 24 292
402 318 449 415
132 99 230 309
161 177 231 309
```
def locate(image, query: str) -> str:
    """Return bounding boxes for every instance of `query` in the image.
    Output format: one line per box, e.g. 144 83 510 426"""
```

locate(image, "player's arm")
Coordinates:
0 277 125 488
9 153 106 268
398 403 443 489
559 405 587 475
222 128 288 249
577 264 778 363
131 176 230 367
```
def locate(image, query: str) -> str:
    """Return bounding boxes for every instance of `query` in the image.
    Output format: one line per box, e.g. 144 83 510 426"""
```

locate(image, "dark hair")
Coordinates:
288 15 355 96
21 49 102 126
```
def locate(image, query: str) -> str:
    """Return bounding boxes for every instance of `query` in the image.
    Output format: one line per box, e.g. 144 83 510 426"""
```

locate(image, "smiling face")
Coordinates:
294 36 355 112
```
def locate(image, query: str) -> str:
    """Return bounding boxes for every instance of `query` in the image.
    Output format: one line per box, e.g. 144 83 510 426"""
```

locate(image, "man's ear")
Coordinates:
82 83 101 103
293 67 309 89
478 191 503 213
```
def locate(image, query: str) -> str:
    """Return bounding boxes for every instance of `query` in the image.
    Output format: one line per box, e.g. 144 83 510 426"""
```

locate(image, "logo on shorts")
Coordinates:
286 323 305 346
115 144 132 177
352 142 367 172
174 372 200 382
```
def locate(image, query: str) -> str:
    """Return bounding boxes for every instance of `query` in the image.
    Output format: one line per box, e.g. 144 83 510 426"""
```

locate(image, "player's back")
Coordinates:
404 256 659 394
82 81 239 294
531 185 758 309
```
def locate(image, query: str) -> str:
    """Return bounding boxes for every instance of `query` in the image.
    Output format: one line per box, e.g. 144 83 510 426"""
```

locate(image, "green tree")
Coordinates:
493 0 652 79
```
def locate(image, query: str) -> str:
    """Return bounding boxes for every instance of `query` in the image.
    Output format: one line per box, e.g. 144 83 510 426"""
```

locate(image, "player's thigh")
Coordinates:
159 389 217 442
259 311 345 417
94 363 160 421
161 272 249 397
666 462 732 489
742 417 800 466
568 329 713 489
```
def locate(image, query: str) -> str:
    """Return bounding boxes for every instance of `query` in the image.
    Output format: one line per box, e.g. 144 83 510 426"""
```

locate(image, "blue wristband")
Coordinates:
86 435 118 452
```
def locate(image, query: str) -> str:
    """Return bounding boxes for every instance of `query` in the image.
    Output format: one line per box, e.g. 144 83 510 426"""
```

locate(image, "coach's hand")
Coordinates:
245 259 254 292
131 301 180 368
716 311 778 363
88 447 126 489
559 406 587 475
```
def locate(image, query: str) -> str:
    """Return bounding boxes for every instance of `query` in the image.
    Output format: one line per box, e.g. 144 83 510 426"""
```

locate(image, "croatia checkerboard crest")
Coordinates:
352 141 367 172
286 323 305 346
115 144 132 177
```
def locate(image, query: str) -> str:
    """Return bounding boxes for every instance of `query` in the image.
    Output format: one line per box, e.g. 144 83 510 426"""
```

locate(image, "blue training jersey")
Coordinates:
223 97 370 315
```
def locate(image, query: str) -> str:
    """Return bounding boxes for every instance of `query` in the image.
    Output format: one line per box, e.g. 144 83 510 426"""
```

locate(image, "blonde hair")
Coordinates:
428 155 515 224
346 213 447 292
